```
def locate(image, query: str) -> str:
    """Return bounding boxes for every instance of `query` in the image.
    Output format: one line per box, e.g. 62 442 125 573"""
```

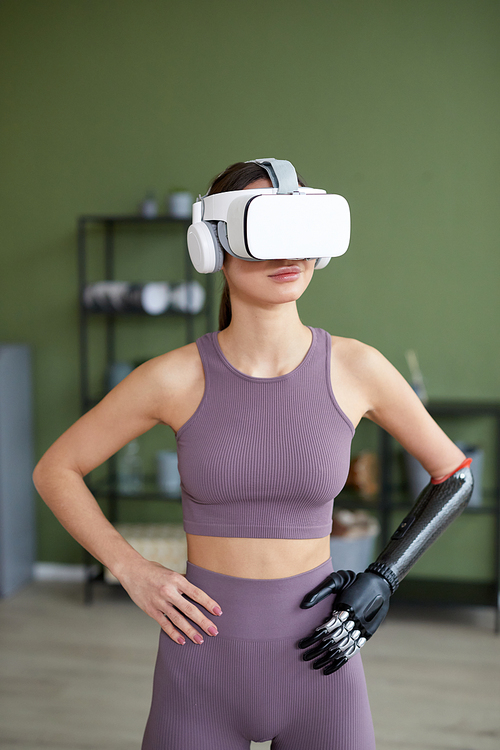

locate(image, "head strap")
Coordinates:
248 158 299 194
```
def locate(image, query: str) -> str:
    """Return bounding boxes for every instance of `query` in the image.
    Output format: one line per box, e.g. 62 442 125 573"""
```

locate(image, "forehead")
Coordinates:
243 178 273 191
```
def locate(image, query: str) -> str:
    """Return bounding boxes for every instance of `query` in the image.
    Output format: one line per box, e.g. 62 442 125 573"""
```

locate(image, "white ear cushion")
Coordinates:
315 257 331 270
187 222 224 274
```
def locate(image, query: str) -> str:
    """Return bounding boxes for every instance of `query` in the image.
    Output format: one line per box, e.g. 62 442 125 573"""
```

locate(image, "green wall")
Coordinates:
1 0 499 567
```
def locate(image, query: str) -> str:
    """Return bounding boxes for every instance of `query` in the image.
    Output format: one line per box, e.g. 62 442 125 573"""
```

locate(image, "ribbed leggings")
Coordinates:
141 558 376 749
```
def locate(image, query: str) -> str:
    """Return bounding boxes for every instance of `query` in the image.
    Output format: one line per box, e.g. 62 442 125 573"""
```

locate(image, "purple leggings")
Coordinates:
142 558 375 750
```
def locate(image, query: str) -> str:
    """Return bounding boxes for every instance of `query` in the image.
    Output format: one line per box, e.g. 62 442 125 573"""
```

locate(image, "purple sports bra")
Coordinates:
175 327 354 539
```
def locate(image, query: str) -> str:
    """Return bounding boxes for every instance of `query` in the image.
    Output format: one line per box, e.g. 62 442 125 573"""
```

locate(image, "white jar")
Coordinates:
168 191 193 219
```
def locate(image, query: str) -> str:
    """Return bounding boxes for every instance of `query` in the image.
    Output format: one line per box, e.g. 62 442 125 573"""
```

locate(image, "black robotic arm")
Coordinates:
298 459 473 675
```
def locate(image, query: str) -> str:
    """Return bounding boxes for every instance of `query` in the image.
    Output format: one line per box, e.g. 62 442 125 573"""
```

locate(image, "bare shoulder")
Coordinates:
34 342 206 477
330 334 378 364
329 335 390 386
144 342 204 390
329 331 437 425
137 342 205 430
329 334 464 476
330 333 415 412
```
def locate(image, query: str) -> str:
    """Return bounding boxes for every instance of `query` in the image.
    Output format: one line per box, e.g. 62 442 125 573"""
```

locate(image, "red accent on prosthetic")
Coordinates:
431 457 472 485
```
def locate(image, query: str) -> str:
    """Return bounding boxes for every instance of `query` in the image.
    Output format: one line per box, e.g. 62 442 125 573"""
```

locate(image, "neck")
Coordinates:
218 300 312 379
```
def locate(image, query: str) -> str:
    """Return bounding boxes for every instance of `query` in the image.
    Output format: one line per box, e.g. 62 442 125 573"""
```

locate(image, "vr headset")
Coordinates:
187 158 351 274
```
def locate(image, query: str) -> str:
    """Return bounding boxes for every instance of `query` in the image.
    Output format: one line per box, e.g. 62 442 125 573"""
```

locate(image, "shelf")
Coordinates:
81 308 204 317
335 489 380 512
88 478 181 503
423 400 500 417
79 214 190 224
392 578 497 609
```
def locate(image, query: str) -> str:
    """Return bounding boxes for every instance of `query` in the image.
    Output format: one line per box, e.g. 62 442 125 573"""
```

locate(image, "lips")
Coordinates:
269 265 302 280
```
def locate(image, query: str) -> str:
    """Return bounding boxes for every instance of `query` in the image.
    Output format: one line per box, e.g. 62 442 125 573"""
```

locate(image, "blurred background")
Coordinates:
1 0 499 587
1 2 499 748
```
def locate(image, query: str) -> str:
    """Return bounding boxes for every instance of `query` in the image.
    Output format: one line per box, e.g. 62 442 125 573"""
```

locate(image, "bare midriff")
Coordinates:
186 534 331 579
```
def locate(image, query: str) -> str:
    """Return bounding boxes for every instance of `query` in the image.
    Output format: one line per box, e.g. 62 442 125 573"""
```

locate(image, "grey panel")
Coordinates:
0 345 35 596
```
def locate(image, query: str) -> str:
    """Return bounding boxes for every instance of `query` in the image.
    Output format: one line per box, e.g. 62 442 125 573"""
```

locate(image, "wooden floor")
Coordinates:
0 581 499 750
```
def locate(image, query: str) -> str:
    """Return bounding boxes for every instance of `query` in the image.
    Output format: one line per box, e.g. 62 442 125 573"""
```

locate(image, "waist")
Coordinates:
186 534 331 579
185 557 335 639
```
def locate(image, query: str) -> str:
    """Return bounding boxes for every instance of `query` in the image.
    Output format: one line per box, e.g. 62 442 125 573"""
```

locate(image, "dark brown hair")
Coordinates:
207 161 305 330
206 162 269 330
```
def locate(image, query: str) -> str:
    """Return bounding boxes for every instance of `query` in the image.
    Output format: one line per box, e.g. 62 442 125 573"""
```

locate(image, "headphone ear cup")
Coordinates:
187 222 224 274
314 257 331 270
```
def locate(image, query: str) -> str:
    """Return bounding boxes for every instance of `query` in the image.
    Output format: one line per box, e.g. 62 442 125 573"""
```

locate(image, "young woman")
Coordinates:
33 160 471 749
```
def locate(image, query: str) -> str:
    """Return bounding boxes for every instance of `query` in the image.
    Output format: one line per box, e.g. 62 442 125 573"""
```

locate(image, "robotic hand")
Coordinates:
298 458 473 676
297 569 391 674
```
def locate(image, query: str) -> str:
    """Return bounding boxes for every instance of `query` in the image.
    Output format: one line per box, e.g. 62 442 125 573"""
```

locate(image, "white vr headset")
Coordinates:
187 158 351 274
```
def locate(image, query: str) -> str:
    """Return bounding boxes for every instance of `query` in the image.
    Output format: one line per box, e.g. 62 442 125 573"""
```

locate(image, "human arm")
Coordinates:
32 349 222 644
298 341 473 673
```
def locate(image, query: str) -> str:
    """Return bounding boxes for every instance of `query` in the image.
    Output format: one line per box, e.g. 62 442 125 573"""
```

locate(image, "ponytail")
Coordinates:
218 277 232 330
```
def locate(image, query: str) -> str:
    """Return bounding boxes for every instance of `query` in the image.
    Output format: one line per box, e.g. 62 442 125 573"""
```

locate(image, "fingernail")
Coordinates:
193 634 204 644
177 636 186 645
207 626 218 636
213 606 223 615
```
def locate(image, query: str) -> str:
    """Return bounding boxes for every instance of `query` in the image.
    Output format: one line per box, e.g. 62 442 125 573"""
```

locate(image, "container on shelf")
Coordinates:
157 450 181 496
330 509 380 572
168 191 193 219
117 440 144 495
83 281 170 315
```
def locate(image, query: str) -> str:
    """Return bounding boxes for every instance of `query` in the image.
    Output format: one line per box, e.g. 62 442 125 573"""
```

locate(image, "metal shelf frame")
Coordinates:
378 400 500 632
77 214 214 602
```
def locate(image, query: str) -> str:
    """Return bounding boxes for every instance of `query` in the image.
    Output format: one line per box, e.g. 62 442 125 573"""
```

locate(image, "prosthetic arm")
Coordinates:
298 458 473 675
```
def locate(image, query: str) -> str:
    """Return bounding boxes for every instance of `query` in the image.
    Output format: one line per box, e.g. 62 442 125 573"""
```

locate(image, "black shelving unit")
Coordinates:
378 401 500 632
77 214 214 601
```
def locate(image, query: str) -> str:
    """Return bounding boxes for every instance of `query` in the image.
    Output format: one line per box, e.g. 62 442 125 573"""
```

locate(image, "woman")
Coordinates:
34 160 468 749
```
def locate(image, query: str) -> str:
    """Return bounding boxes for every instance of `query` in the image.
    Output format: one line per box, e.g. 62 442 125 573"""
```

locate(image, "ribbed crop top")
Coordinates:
175 327 355 539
